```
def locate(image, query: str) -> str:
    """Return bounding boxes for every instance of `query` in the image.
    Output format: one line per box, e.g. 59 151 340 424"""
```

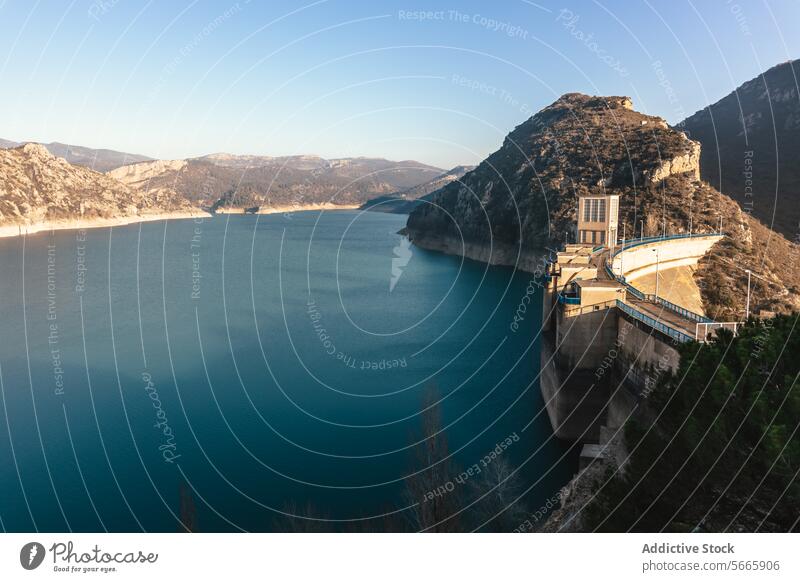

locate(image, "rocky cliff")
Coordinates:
681 59 800 239
0 143 190 226
405 93 800 318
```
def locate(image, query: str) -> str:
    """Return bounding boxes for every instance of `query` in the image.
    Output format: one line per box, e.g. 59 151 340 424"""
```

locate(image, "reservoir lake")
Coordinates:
0 211 576 532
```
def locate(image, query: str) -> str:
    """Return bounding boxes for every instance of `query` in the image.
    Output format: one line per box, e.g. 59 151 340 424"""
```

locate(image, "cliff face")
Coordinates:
681 60 800 238
0 143 189 225
406 93 800 318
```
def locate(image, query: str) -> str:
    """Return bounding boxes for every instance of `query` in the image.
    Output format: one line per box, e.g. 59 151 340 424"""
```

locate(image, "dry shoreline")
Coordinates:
0 204 363 239
0 211 212 239
214 203 361 215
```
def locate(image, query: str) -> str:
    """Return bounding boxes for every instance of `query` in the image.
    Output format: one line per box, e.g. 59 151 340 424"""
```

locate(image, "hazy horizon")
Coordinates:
1 0 799 168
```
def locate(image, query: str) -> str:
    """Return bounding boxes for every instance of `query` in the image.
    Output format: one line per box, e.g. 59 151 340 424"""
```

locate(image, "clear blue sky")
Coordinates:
1 0 798 169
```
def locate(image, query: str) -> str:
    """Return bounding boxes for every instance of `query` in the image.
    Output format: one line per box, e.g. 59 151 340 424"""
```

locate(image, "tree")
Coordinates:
404 385 462 532
584 314 800 532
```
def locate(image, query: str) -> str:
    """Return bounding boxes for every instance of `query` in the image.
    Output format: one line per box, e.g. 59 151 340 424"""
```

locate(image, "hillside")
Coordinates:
109 155 444 211
681 60 800 238
0 138 152 171
582 316 800 532
405 93 800 319
361 165 475 214
0 143 190 226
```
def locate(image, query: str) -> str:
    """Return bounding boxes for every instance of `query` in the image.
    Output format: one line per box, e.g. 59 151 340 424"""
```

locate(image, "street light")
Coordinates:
745 269 752 319
652 248 660 299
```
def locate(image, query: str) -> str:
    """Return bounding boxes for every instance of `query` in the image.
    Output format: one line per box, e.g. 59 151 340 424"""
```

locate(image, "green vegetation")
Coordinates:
585 314 800 532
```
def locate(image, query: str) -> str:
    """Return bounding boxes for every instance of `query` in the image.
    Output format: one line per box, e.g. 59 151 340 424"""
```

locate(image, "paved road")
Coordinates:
626 295 697 338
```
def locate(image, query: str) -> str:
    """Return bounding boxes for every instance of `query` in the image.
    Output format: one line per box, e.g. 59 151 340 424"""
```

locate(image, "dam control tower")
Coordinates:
577 193 619 250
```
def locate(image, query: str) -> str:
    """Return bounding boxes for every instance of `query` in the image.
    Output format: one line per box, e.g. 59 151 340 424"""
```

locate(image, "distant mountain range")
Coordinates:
0 139 446 211
0 138 152 172
108 155 445 211
0 138 450 230
681 59 800 238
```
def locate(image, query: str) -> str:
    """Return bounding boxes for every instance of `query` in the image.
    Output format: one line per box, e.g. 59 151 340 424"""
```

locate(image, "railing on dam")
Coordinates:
603 236 718 325
648 296 713 324
695 321 742 341
615 299 696 343
559 296 739 343
610 231 724 258
557 293 581 305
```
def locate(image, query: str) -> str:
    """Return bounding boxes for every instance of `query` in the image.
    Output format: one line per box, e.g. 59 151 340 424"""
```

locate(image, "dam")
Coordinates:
540 193 741 463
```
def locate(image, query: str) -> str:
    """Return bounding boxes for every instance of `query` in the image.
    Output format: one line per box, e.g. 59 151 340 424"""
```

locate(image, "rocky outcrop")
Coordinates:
0 143 192 226
644 137 700 183
406 93 800 318
108 159 187 183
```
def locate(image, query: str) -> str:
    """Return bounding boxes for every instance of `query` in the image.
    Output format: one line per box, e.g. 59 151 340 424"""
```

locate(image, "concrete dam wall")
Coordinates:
611 234 723 282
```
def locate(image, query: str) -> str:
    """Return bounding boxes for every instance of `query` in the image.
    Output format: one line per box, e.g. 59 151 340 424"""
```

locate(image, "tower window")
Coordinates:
582 198 607 223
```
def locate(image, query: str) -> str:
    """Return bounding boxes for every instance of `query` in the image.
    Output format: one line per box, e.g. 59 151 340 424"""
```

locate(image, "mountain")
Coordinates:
0 143 190 226
405 93 800 319
680 60 800 238
0 138 152 171
361 165 475 214
109 155 444 210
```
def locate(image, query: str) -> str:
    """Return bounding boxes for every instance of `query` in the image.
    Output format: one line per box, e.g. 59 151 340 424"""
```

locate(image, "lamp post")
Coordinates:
652 248 660 299
640 220 644 239
745 269 752 319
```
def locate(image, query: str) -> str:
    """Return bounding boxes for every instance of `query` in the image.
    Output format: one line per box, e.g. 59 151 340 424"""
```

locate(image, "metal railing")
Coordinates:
604 237 717 324
611 232 724 258
557 293 580 305
615 299 695 343
695 322 741 341
647 295 713 324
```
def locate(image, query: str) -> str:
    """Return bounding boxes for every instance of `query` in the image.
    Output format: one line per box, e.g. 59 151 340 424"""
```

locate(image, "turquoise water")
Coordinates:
0 211 576 532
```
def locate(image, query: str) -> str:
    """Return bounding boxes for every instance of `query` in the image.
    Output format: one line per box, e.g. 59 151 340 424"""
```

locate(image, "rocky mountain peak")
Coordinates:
19 142 55 158
406 92 799 318
547 92 633 112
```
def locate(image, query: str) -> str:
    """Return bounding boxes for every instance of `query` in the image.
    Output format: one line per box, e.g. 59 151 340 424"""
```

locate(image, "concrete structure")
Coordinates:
577 194 619 249
611 234 724 282
540 226 736 442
